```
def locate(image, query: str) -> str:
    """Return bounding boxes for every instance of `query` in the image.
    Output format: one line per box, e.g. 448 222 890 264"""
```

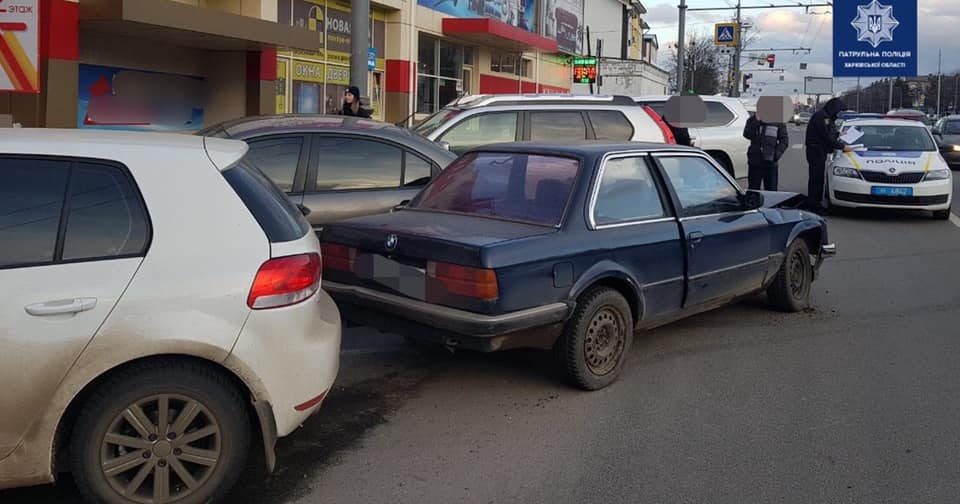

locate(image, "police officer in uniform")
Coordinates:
805 98 853 211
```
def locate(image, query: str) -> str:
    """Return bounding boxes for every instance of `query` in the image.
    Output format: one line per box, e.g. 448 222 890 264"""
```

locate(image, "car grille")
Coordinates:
859 171 926 184
834 191 949 206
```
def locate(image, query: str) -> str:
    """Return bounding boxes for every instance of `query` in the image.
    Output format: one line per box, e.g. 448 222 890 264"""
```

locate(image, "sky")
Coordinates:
643 0 960 97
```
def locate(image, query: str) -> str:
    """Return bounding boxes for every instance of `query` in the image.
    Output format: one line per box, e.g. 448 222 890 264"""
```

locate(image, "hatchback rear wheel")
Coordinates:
70 361 250 504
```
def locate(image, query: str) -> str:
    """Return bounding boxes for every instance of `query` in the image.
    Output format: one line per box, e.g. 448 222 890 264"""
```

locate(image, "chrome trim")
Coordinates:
594 217 677 230
678 209 759 222
587 152 675 230
641 276 684 289
688 257 769 281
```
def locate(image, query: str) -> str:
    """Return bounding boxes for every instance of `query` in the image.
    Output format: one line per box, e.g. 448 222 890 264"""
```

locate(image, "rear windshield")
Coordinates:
841 124 937 152
222 161 311 242
409 152 580 226
413 107 462 137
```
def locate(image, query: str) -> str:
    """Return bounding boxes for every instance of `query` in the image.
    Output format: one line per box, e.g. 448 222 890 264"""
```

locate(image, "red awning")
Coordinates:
442 18 558 53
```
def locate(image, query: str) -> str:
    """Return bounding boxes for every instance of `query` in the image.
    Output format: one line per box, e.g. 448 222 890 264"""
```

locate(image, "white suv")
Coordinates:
0 130 341 503
413 94 675 155
634 95 750 178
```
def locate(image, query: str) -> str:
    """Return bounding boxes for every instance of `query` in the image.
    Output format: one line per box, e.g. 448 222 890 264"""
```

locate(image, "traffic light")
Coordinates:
743 73 752 91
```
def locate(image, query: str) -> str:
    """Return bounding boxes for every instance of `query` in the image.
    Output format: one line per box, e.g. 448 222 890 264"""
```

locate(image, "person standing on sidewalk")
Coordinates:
743 112 789 190
805 98 853 211
341 86 371 118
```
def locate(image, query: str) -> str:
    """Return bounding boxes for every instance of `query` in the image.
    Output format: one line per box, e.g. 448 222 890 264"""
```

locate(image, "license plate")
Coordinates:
871 186 913 197
355 254 426 300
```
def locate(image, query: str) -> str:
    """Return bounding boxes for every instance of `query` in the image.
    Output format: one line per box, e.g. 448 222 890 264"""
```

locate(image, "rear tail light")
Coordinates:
247 253 321 309
427 261 498 301
321 242 357 272
643 105 677 144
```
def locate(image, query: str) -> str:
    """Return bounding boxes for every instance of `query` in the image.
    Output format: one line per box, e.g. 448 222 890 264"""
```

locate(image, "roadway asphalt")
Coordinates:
6 125 960 503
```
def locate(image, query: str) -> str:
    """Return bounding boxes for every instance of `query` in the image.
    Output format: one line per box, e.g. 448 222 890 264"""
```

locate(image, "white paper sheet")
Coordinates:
840 127 865 145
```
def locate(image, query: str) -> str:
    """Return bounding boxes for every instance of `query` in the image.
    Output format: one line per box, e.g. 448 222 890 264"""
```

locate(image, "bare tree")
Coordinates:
665 34 724 95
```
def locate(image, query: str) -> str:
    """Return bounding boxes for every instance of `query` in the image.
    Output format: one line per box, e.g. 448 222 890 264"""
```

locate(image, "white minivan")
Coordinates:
0 130 341 503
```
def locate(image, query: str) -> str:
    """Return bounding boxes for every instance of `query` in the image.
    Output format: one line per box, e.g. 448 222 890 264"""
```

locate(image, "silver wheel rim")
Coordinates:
99 394 221 503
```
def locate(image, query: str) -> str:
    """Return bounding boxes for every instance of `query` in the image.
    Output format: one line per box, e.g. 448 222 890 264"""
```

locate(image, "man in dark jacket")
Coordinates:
743 112 788 190
805 98 853 210
667 120 692 146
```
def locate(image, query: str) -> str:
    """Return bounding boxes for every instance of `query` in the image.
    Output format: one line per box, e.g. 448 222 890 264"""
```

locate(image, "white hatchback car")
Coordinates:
0 130 341 503
825 119 953 219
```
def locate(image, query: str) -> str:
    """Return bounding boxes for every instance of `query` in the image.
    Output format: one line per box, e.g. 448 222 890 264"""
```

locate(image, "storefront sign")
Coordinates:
833 0 917 77
77 64 205 131
293 60 325 83
326 64 349 85
572 57 597 84
418 0 537 32
368 47 376 71
277 59 288 113
0 0 39 93
543 0 583 55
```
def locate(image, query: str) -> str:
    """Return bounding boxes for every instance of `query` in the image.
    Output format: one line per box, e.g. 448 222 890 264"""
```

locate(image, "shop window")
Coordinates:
417 33 470 116
490 53 532 77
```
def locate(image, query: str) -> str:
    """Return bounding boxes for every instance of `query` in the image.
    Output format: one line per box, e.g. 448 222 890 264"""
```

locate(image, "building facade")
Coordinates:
2 0 591 129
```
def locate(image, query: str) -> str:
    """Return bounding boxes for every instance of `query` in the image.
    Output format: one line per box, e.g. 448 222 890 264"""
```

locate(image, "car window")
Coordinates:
62 163 150 261
593 157 666 226
314 137 402 190
588 111 635 141
529 111 588 141
0 158 70 267
223 161 311 241
404 151 433 187
246 136 304 193
944 121 960 135
413 107 462 137
658 156 742 217
703 102 735 127
411 152 579 226
439 112 518 155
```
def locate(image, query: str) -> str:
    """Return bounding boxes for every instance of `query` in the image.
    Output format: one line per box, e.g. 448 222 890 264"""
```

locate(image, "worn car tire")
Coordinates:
933 208 951 220
768 239 812 312
70 360 250 504
556 287 634 391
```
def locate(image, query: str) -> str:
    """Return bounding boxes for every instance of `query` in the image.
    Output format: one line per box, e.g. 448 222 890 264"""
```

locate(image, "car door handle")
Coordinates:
25 298 97 316
687 231 705 245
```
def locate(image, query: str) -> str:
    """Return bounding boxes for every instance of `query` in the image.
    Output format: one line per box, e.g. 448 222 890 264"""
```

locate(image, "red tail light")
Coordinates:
247 253 321 309
643 105 677 144
427 261 498 301
321 242 356 272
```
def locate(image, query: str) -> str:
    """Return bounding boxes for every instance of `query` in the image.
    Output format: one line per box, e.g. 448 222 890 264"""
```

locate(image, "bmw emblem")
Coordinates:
385 234 398 251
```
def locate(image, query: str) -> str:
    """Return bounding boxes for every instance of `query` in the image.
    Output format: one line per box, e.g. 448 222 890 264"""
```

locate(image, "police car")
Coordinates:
825 118 953 219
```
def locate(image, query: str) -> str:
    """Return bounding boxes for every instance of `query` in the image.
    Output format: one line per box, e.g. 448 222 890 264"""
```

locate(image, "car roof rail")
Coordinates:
452 94 638 109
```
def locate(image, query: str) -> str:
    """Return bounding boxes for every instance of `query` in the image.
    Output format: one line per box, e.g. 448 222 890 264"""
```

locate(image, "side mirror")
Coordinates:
392 199 411 212
296 204 311 217
741 190 765 210
438 140 451 151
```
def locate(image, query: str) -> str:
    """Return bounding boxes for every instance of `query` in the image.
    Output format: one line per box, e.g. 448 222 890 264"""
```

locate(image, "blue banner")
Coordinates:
833 0 917 77
418 0 536 32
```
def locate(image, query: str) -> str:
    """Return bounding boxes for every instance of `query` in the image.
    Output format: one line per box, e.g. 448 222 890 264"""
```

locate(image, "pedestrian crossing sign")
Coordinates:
714 23 739 47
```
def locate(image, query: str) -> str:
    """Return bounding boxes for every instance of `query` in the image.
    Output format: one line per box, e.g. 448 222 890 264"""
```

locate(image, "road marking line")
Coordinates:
950 212 960 229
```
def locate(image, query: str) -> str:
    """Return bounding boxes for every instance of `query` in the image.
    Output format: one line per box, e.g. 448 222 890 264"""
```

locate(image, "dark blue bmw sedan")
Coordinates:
321 143 836 390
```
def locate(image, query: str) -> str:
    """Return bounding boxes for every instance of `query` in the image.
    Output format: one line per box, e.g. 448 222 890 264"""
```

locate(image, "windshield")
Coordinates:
412 107 462 137
841 124 937 151
409 152 580 226
943 121 960 134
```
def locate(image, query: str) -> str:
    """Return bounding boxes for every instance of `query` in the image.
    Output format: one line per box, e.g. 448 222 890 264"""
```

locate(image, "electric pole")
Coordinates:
937 49 942 117
732 1 741 97
350 0 370 100
677 0 687 94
